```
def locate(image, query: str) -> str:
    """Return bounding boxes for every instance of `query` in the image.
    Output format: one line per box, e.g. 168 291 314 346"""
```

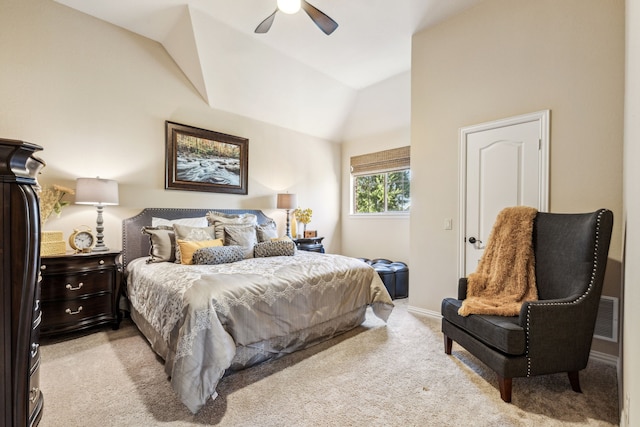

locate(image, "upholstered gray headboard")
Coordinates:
121 208 272 268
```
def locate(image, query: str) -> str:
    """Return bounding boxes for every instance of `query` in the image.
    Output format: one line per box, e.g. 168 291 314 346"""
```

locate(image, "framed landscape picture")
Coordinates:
165 121 248 194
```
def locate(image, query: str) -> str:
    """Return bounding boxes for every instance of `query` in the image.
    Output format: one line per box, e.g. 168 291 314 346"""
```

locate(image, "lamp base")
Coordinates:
93 205 110 253
285 209 292 238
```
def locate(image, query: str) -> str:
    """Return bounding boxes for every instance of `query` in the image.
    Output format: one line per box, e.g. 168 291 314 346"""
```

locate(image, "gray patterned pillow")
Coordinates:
254 240 296 258
142 226 175 263
192 246 245 265
173 224 216 264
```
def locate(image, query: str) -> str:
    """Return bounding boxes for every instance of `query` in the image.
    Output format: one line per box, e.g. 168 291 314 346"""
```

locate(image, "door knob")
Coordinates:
468 237 485 249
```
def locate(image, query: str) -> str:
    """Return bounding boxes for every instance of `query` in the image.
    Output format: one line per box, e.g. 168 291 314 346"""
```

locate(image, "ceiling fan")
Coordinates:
255 0 338 35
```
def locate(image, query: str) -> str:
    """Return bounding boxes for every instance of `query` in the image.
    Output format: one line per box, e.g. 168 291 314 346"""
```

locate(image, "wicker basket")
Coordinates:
41 231 66 256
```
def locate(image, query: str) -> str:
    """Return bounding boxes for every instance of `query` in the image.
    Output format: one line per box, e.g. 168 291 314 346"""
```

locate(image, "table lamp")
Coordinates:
75 177 119 252
277 193 297 238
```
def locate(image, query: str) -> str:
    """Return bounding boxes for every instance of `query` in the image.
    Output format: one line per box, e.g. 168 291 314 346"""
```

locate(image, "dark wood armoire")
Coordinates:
1 138 44 426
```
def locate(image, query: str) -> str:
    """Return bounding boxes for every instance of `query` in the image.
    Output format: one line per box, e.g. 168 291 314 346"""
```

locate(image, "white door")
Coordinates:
459 111 549 277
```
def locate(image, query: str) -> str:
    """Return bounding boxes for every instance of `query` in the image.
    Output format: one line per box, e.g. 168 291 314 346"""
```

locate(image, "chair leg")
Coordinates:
444 335 453 355
497 375 512 403
568 371 582 393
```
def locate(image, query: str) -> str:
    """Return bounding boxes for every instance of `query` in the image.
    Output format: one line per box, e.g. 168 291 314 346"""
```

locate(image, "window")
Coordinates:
350 146 410 214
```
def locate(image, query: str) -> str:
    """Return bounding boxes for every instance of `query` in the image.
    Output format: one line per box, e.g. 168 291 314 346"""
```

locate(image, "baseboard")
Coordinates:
407 305 619 367
407 305 441 319
589 349 618 366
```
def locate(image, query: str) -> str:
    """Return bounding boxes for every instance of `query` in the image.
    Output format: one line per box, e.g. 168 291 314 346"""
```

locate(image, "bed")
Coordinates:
122 208 394 413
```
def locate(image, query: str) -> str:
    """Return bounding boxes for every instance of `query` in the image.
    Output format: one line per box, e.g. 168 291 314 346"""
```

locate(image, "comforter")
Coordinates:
126 251 393 413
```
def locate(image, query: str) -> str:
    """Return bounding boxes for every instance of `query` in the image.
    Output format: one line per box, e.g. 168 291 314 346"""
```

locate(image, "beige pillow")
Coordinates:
206 211 258 241
142 226 175 263
256 220 278 242
223 224 258 258
173 224 217 263
176 238 223 265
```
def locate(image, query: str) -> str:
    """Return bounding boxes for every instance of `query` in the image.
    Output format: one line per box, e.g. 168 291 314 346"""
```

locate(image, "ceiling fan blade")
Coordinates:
301 1 338 35
255 9 278 33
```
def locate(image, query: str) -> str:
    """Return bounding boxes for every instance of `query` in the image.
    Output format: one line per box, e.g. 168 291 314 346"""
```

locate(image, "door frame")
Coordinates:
458 110 550 277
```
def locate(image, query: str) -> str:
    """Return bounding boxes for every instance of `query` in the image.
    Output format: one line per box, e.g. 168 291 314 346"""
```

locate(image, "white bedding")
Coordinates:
126 251 393 413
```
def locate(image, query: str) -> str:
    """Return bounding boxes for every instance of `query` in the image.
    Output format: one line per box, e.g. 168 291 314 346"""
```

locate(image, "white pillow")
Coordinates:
152 216 208 228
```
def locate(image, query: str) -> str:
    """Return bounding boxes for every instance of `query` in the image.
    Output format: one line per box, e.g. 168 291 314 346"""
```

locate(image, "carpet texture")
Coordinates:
38 300 619 426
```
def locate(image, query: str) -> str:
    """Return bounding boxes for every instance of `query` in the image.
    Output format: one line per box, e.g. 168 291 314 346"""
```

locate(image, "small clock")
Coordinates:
69 226 96 253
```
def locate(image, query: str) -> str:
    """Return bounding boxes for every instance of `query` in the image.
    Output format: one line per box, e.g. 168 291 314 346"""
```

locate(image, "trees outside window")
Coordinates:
353 169 410 214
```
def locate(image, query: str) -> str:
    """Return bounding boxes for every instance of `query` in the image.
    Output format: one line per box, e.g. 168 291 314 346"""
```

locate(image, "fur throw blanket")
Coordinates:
458 206 538 317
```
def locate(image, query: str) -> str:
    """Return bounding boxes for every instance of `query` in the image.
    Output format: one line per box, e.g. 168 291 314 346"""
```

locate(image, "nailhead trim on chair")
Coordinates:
525 209 607 377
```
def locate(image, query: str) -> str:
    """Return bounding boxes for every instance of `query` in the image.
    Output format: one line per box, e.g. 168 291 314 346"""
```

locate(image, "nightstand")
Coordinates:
39 251 121 337
293 237 325 253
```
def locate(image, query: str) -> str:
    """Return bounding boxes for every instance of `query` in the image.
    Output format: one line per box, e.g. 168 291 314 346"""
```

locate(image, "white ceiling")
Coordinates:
54 0 480 140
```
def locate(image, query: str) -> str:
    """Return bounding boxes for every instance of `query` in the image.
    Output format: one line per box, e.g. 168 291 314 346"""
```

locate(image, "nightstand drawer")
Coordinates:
41 269 114 300
39 251 121 337
41 293 113 331
40 255 117 274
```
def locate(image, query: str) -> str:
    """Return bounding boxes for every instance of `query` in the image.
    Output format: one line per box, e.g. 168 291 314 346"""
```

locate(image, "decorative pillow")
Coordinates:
206 211 258 241
152 216 208 228
192 246 245 265
224 224 258 258
176 238 223 265
254 240 296 258
256 220 278 242
142 226 176 263
172 224 217 263
271 236 293 242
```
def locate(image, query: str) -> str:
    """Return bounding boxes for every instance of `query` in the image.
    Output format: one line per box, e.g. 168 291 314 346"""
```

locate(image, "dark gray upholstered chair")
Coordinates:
441 209 613 402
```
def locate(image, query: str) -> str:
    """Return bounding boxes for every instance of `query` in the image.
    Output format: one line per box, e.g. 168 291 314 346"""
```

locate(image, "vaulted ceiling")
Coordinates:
54 0 480 141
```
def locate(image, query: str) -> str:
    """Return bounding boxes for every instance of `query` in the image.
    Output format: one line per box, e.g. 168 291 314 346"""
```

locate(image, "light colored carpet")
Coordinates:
38 300 619 426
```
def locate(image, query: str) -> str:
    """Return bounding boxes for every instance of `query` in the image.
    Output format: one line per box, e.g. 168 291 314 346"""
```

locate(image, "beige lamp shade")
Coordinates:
277 193 297 210
75 177 119 206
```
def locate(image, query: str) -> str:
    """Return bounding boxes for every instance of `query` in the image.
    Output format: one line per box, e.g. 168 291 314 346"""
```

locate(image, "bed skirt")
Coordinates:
129 303 368 377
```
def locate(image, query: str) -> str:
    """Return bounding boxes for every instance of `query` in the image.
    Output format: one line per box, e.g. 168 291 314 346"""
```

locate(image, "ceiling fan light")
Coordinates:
277 0 301 14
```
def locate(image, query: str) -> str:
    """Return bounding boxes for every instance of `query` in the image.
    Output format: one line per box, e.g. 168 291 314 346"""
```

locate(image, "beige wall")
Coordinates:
0 0 342 253
341 72 411 263
341 127 411 263
623 1 639 424
410 0 624 356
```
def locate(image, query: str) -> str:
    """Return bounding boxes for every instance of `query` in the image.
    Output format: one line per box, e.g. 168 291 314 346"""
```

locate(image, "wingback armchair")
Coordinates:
441 209 613 402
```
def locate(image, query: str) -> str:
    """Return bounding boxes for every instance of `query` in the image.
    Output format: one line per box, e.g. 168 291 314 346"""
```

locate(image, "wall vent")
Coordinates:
594 296 618 342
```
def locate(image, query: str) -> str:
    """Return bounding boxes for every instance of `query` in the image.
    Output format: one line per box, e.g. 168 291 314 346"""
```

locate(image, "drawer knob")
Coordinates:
66 283 84 291
65 306 83 315
40 265 46 270
31 343 39 358
29 387 40 403
99 260 105 265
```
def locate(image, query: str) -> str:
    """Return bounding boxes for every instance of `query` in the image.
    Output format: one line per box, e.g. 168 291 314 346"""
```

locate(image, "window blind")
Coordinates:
350 146 410 175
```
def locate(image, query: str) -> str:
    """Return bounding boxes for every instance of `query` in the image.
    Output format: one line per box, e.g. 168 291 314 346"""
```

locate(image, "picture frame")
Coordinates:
304 230 317 238
165 121 248 194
